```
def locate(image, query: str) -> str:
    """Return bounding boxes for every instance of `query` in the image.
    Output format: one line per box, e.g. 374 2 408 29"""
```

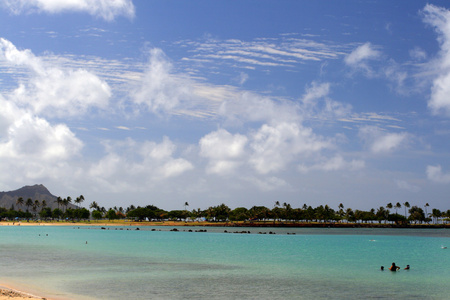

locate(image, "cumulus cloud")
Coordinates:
133 48 229 118
218 91 300 125
426 165 450 183
1 0 135 21
0 96 83 182
421 4 450 116
300 81 351 119
359 126 410 154
345 42 381 76
0 38 111 117
88 137 193 192
249 122 331 174
133 48 304 124
199 129 248 175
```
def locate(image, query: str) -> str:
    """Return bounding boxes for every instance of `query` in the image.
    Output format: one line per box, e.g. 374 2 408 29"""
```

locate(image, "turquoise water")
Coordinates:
0 226 449 299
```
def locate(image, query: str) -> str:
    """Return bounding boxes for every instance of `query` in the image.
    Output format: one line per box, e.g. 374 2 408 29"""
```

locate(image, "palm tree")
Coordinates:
376 206 388 223
79 195 85 207
403 202 410 219
338 203 345 219
75 197 81 208
89 201 99 211
66 196 72 211
431 208 442 224
424 203 430 218
16 197 24 211
25 198 33 212
33 200 40 218
184 202 189 211
395 202 401 214
386 203 393 213
74 195 85 209
56 197 63 210
345 208 354 222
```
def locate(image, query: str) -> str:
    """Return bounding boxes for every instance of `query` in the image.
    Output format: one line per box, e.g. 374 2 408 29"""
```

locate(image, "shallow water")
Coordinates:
0 226 448 299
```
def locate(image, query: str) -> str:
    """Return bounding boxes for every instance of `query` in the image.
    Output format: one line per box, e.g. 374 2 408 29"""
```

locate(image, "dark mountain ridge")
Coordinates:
0 184 72 210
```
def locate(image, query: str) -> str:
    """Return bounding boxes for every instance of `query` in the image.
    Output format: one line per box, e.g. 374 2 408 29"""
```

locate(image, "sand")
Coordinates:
0 288 46 299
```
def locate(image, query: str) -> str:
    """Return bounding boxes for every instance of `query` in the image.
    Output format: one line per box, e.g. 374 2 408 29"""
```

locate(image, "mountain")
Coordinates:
0 184 73 210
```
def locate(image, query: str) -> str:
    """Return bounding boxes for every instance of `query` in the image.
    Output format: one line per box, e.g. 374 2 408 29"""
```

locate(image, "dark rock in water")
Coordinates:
101 227 106 230
170 228 179 232
136 227 140 230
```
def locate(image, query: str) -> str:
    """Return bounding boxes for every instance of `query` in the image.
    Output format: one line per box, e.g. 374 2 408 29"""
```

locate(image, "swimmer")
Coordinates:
380 266 384 271
404 265 410 270
389 262 400 271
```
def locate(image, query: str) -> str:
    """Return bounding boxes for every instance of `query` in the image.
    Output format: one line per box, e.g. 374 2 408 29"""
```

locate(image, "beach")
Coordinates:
0 288 45 300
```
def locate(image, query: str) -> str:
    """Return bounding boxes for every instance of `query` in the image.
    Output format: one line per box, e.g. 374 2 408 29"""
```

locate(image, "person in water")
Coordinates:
389 262 400 271
404 265 410 270
380 266 384 271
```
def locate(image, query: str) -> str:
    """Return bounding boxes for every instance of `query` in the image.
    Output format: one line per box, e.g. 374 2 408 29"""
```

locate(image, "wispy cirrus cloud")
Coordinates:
1 0 135 21
179 36 348 70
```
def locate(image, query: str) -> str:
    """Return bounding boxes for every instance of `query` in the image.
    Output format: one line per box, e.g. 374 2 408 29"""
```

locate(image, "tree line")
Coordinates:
1 197 449 225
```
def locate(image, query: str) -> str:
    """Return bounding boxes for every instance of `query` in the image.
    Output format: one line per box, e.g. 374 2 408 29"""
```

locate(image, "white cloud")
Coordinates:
428 72 450 115
249 122 331 174
88 137 194 192
0 38 111 117
244 176 287 192
409 47 427 61
133 48 227 118
301 81 352 120
199 129 248 175
182 37 345 70
1 0 135 21
299 155 364 173
0 96 83 182
345 42 381 76
359 126 410 154
302 81 330 106
219 91 300 125
396 180 421 192
421 4 450 116
426 165 450 184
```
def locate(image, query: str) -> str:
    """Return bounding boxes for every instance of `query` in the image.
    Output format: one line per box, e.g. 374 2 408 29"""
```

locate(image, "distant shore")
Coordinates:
1 220 449 228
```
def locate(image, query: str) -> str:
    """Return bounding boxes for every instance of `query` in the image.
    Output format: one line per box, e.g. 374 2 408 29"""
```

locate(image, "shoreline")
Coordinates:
1 220 449 228
0 286 46 300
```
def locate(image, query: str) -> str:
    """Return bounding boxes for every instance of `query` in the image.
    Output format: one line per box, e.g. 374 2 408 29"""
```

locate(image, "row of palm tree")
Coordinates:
14 195 85 216
7 194 449 225
87 200 450 225
15 197 48 218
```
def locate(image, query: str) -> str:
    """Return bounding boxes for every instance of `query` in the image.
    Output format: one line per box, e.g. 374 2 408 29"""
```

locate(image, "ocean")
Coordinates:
0 225 449 299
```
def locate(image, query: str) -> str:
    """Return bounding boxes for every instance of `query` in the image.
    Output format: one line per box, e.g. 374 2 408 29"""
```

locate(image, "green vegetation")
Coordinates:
1 196 449 226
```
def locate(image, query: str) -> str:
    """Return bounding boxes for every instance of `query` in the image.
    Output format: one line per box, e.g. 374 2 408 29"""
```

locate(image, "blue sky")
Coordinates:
1 0 450 212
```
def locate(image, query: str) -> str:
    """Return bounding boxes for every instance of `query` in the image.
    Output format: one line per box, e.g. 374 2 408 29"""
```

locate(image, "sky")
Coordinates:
1 0 450 212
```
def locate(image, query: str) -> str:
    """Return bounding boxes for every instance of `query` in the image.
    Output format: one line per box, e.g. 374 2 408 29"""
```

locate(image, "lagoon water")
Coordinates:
0 226 449 299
